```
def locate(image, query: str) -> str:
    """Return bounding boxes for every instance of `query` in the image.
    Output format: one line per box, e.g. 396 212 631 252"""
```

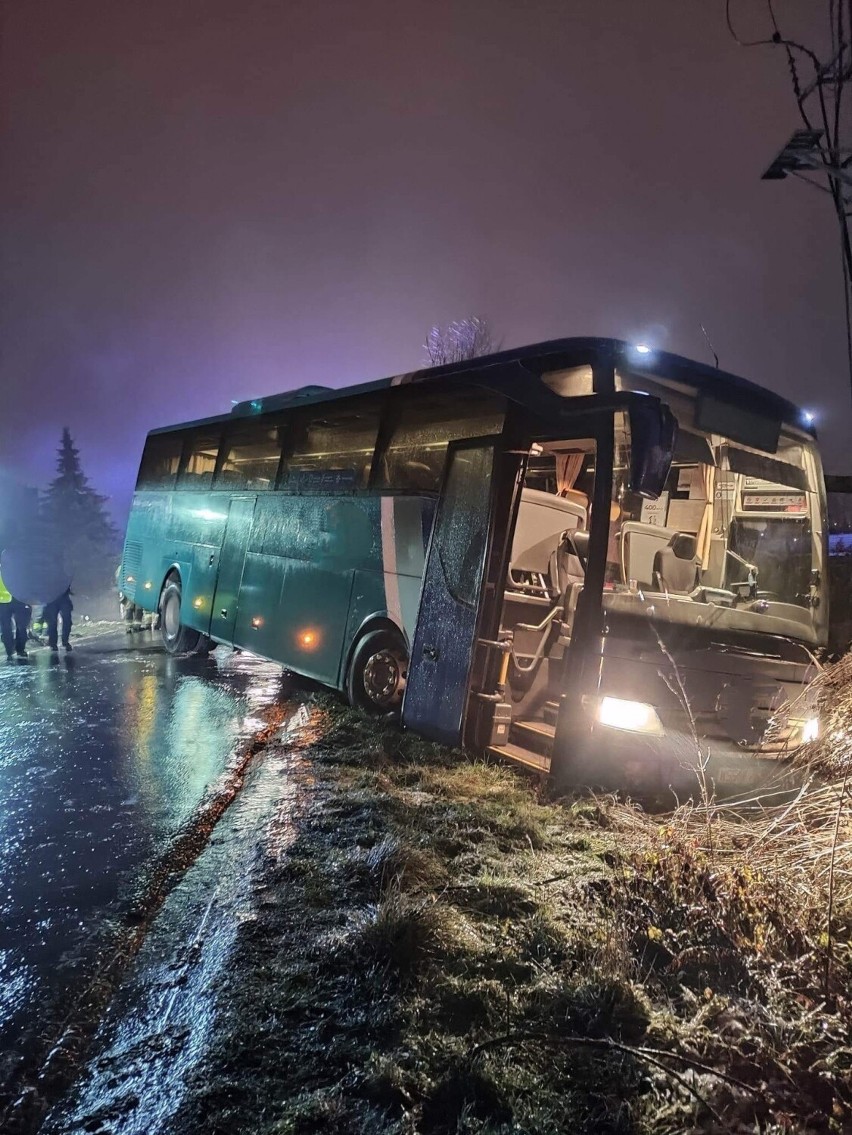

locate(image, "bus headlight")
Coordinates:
801 717 819 744
598 696 663 735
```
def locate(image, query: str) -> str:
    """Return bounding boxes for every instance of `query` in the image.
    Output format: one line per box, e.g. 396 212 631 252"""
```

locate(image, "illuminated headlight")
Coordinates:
598 696 663 735
801 717 820 744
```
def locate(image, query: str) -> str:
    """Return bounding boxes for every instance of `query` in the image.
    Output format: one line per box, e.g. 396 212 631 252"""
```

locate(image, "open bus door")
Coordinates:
402 438 517 746
402 396 676 767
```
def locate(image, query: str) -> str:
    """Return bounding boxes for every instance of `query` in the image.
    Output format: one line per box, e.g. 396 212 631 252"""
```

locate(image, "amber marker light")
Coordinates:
144 581 153 590
251 616 263 629
193 597 204 609
297 628 320 650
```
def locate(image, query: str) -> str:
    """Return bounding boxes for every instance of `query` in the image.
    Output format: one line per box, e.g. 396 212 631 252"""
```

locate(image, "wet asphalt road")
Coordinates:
0 629 290 1094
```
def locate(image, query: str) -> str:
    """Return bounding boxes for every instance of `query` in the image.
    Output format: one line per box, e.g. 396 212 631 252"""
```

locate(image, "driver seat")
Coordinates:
653 532 701 594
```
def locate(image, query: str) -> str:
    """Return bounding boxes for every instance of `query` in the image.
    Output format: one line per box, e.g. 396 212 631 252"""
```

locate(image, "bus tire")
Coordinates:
347 628 408 713
159 578 201 655
194 634 217 656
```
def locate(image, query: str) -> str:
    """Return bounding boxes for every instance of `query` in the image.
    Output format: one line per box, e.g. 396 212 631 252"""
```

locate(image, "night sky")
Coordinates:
1 1 847 521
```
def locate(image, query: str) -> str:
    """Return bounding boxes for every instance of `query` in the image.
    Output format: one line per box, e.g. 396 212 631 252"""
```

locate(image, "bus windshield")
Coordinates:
605 373 826 645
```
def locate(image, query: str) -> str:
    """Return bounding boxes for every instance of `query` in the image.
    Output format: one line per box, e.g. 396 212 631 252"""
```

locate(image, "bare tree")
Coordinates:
726 1 852 396
423 317 499 366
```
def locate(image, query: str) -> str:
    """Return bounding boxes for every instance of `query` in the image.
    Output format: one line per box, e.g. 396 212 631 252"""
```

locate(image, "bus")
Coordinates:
120 337 827 795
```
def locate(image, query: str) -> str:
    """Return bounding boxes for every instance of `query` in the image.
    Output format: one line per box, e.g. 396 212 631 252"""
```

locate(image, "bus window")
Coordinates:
606 397 822 634
281 399 381 491
178 428 220 488
136 431 184 490
378 391 505 493
217 419 286 490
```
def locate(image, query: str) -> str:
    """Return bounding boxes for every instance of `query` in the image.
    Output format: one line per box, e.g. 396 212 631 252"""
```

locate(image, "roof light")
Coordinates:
803 410 815 424
634 343 652 355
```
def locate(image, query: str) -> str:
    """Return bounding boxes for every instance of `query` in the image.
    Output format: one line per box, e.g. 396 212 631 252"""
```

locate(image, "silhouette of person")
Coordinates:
43 587 74 653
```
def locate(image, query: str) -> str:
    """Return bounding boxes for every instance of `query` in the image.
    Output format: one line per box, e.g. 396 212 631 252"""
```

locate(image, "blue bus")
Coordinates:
121 338 826 794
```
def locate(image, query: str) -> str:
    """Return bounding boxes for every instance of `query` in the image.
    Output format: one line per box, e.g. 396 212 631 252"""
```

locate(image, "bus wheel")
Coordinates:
347 629 408 713
159 578 201 655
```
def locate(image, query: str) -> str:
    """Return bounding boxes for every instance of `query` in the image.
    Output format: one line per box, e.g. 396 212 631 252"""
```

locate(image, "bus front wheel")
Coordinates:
347 629 408 713
160 578 201 655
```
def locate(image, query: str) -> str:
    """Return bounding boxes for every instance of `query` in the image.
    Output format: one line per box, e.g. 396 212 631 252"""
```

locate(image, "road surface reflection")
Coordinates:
0 632 287 1104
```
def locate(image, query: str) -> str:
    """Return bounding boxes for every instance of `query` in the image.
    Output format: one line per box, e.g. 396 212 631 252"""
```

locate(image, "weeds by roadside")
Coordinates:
154 687 852 1135
608 787 852 1130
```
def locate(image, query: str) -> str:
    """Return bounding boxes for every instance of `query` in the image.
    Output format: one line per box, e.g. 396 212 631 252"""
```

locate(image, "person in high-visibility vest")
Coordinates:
0 564 31 660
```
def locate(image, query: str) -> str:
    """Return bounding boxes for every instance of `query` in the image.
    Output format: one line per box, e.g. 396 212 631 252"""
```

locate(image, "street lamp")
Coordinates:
761 129 852 192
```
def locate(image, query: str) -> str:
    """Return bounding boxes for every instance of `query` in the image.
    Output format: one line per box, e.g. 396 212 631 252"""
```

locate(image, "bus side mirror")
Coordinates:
628 399 678 500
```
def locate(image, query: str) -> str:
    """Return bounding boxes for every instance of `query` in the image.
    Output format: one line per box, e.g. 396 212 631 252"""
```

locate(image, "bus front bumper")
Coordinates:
554 696 818 799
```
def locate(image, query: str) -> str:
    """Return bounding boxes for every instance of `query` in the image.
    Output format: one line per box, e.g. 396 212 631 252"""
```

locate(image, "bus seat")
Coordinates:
652 533 701 594
620 522 677 589
559 580 583 638
507 529 589 686
548 528 589 596
508 537 565 599
508 489 586 597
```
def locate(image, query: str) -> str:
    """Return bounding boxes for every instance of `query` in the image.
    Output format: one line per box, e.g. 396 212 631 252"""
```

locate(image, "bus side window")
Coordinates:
177 428 221 489
377 391 505 494
281 400 381 492
217 419 286 490
438 446 495 607
136 432 184 490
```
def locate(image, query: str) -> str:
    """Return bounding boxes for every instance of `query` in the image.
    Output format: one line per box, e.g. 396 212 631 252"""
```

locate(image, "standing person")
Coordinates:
0 564 31 660
43 586 73 653
2 527 72 654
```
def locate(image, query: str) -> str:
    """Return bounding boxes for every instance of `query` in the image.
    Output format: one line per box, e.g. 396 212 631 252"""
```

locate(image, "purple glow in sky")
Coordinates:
1 1 848 521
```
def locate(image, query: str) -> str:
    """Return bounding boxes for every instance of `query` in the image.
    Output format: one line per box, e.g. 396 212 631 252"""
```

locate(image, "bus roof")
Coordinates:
150 336 816 438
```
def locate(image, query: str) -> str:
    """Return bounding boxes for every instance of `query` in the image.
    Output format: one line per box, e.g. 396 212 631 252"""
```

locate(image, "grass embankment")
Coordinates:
169 688 852 1134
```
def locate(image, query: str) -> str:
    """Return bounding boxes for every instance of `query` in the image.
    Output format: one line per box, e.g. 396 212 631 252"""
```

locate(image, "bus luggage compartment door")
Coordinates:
402 439 498 747
210 497 256 644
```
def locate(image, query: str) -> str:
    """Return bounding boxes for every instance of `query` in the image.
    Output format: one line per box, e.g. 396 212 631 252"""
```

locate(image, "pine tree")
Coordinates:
40 428 119 596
